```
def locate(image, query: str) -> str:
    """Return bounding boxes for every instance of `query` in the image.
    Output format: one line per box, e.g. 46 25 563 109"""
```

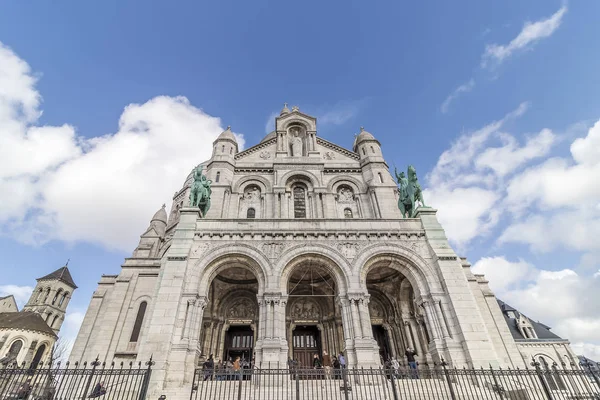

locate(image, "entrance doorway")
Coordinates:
292 326 321 367
372 325 391 362
223 326 254 365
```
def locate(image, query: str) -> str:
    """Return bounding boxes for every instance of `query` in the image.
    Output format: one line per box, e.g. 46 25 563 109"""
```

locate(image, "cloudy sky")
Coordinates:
0 1 599 360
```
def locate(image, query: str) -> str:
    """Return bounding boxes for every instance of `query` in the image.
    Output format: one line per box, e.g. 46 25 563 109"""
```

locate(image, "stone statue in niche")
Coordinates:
228 298 256 319
244 186 260 201
291 299 320 319
290 127 303 157
337 187 354 203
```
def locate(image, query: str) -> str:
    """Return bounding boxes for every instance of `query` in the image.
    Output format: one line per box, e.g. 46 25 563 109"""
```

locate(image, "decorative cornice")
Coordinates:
323 168 362 174
438 256 457 261
194 230 425 241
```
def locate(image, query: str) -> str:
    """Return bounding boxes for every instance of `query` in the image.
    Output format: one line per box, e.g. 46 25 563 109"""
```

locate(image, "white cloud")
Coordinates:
429 102 529 188
441 79 475 114
471 256 535 291
425 103 529 247
0 41 244 251
499 120 600 253
424 187 499 249
475 128 557 176
0 285 33 307
482 6 567 67
571 119 600 166
472 256 600 359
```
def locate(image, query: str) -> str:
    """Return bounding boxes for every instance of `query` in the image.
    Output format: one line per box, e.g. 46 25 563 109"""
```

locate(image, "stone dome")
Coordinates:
151 204 168 224
353 127 376 150
215 126 237 142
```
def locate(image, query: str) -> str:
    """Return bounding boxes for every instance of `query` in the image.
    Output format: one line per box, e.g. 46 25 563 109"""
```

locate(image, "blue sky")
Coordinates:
1 1 599 359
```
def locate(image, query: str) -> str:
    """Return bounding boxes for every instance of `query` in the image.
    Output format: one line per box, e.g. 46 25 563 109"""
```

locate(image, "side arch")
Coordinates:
355 243 442 298
195 244 271 295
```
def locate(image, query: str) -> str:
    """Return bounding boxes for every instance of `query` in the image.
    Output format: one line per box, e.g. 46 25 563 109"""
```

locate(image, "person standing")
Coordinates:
405 347 419 379
338 352 346 369
233 357 241 380
322 350 332 379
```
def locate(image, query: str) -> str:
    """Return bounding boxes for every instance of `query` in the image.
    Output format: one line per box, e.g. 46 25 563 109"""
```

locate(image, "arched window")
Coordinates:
362 147 366 155
378 173 383 183
52 289 62 305
344 208 353 218
370 145 375 153
51 315 59 328
215 172 220 183
539 356 566 390
59 292 68 307
46 313 52 322
229 147 233 154
36 288 44 302
293 186 307 218
221 145 225 153
247 208 256 219
8 340 23 359
130 301 148 343
43 288 51 303
31 344 46 369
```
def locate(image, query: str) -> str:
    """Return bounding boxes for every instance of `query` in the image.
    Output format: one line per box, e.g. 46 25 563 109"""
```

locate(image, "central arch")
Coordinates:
280 253 349 367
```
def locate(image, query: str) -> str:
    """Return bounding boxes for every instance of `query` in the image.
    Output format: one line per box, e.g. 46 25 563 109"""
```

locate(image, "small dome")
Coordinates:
353 127 376 149
216 126 237 142
280 103 290 115
151 204 168 224
261 131 277 143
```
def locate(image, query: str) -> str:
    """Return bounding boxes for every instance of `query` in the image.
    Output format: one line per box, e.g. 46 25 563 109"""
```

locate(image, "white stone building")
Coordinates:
69 106 577 398
0 266 77 366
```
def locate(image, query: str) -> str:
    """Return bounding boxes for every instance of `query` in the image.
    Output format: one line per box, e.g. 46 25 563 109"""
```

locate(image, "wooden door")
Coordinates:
292 327 321 368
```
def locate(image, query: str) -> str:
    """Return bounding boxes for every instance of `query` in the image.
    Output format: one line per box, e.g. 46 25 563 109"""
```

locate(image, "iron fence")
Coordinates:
0 357 153 400
191 361 600 400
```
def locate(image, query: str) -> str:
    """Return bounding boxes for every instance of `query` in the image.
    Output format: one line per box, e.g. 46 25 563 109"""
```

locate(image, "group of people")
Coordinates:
202 354 244 381
287 350 347 380
383 347 420 379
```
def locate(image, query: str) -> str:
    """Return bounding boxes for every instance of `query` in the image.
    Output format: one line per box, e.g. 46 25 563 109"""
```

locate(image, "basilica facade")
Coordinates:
70 105 577 397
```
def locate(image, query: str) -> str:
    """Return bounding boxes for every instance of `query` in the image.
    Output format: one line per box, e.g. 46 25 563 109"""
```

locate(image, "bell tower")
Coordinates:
23 264 77 334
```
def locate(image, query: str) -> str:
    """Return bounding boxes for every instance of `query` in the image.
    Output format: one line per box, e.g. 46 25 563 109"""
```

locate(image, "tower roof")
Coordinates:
151 204 168 224
353 127 377 150
37 266 77 289
215 126 237 142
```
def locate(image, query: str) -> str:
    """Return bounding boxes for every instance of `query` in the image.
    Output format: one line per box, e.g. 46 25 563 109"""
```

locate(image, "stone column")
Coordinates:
421 301 440 340
403 320 413 349
358 297 373 339
350 299 362 339
434 299 451 338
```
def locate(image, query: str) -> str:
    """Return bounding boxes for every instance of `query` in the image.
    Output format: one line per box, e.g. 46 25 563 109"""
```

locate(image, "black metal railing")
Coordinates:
190 361 600 400
0 357 153 400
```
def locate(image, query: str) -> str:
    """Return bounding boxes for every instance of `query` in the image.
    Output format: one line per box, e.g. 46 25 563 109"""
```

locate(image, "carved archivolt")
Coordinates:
290 299 321 320
227 298 257 319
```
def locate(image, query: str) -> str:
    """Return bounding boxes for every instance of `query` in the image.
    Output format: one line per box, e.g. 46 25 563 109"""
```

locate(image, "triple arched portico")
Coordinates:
190 242 456 369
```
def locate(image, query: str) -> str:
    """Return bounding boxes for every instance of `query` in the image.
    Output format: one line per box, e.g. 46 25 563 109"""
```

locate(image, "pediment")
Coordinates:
317 138 360 163
234 140 277 163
